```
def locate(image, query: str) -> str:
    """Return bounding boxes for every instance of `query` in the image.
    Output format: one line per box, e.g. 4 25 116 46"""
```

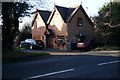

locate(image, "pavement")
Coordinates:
23 48 120 57
2 49 120 80
50 50 120 57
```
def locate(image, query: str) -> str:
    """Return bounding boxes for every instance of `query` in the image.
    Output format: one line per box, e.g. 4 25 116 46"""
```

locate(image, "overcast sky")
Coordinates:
19 0 111 31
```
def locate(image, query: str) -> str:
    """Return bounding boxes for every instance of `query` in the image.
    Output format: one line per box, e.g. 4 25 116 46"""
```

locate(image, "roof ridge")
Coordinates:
55 5 76 23
37 10 51 25
55 5 68 9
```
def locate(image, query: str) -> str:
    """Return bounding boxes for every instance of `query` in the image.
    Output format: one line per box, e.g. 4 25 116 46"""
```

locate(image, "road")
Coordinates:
2 52 120 80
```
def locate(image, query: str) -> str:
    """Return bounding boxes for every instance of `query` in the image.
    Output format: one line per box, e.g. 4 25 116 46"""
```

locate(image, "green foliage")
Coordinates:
93 45 120 51
111 2 120 25
98 3 110 16
3 51 49 61
19 31 32 41
19 23 32 41
22 23 32 32
2 2 32 52
98 2 120 25
94 2 120 46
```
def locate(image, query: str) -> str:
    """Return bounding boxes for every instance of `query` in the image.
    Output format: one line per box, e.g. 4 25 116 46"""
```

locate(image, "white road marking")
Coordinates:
23 68 74 80
98 60 120 66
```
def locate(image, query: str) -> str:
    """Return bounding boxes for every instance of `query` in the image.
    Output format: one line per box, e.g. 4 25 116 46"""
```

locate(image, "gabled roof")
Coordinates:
55 5 75 23
66 8 77 21
38 10 51 25
31 11 38 27
31 10 51 27
31 5 93 27
55 5 93 25
47 8 56 27
67 5 93 25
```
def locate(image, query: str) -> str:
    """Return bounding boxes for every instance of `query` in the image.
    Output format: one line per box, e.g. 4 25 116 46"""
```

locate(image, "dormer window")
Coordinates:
77 18 83 26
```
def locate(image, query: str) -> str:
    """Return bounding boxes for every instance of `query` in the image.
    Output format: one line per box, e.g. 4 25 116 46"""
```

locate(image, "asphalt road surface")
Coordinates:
2 54 120 80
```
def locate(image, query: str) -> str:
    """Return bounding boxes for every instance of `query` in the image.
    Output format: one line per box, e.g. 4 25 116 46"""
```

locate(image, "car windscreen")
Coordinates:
25 39 36 43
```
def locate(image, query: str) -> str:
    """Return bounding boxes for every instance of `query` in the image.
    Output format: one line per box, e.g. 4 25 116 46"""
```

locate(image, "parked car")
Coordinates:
77 42 90 50
86 39 104 49
19 39 44 49
77 39 103 50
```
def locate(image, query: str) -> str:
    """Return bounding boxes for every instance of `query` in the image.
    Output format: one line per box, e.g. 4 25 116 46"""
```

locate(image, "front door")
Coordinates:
46 35 53 48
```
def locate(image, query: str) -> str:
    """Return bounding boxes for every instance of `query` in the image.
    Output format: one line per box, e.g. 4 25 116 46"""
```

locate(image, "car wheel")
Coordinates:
30 45 33 50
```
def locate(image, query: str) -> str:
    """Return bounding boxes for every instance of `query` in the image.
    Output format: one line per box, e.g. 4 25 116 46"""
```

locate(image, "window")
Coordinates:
77 18 83 26
41 36 44 40
25 39 36 43
57 36 65 44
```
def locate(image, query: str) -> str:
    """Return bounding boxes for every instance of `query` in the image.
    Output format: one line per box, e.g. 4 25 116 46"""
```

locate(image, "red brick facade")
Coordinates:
31 5 95 49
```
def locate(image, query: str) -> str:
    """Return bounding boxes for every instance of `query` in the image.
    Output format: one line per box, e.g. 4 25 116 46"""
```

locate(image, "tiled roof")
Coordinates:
31 10 51 27
37 10 51 25
55 5 75 23
31 5 92 27
67 5 93 25
56 5 93 25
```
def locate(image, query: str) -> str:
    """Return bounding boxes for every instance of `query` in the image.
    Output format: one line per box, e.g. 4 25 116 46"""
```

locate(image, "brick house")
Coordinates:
31 5 95 49
31 10 51 47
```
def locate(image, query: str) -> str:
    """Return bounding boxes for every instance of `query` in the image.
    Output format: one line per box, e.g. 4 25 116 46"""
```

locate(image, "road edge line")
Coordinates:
23 68 75 80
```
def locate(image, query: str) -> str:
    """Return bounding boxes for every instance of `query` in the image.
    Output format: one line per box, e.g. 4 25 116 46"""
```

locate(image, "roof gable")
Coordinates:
38 10 51 25
47 8 56 27
67 5 93 25
31 5 93 27
31 10 51 27
55 5 93 25
31 12 38 27
55 5 68 22
55 5 75 23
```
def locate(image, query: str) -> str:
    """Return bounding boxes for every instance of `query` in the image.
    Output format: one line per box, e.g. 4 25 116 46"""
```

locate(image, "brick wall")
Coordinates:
31 6 96 49
48 8 68 49
67 7 95 43
32 13 47 47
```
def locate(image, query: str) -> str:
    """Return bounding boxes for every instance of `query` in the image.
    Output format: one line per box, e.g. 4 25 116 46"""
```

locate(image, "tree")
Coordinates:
2 2 32 52
21 23 32 33
98 2 120 26
19 23 32 42
94 2 120 46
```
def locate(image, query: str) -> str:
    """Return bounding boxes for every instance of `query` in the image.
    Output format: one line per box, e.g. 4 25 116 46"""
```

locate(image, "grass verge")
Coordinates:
3 51 50 62
93 45 120 51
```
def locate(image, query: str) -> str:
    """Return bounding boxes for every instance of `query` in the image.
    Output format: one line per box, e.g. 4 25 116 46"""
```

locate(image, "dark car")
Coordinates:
19 39 44 49
77 39 103 50
86 39 103 49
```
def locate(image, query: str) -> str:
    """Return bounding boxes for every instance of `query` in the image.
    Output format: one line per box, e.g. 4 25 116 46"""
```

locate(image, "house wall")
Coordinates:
32 12 46 47
49 9 68 36
31 6 96 49
48 8 68 49
67 7 95 43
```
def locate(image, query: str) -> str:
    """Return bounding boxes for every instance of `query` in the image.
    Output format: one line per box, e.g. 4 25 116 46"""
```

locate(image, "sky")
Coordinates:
52 0 110 16
19 0 111 31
